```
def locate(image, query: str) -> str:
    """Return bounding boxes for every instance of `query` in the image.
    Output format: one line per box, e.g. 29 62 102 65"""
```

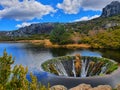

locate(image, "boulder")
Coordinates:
50 85 68 90
70 84 112 90
89 85 112 90
70 84 92 90
116 84 120 90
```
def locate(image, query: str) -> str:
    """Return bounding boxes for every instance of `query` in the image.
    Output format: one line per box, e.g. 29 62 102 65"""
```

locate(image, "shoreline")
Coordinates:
0 39 91 49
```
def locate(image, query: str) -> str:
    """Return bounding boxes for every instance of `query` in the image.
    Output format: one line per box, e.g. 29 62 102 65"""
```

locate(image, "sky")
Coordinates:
0 0 119 31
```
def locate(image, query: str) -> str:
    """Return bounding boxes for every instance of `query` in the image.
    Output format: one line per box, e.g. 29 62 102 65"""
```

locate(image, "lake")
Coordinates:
0 43 120 84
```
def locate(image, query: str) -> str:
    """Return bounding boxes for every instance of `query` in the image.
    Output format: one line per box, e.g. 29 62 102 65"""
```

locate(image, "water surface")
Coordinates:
0 43 120 82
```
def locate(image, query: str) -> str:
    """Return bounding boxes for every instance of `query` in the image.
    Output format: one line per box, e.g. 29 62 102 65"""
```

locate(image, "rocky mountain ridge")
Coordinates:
101 1 120 17
0 1 120 38
0 23 55 37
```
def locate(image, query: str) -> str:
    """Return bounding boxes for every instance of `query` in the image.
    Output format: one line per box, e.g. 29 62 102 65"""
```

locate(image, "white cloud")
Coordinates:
16 22 38 28
57 0 82 14
57 0 120 14
0 0 55 21
74 15 100 22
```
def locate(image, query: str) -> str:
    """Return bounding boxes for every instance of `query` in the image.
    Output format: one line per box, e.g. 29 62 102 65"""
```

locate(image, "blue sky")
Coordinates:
0 0 118 31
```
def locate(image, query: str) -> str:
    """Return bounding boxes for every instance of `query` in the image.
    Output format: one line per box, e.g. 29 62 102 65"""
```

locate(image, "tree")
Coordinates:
0 50 14 88
0 50 49 90
50 24 65 43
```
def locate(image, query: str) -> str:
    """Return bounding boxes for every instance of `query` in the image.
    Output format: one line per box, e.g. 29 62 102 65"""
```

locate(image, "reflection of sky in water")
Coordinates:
66 49 102 57
0 43 120 82
0 43 53 72
0 43 102 73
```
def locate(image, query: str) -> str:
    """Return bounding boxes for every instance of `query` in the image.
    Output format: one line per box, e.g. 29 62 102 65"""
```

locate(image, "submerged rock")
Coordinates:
50 85 68 90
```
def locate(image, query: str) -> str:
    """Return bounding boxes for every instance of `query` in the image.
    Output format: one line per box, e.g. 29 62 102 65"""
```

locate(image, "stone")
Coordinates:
116 84 120 90
70 84 112 90
0 23 54 37
101 1 120 17
89 85 112 90
70 84 92 90
50 85 68 90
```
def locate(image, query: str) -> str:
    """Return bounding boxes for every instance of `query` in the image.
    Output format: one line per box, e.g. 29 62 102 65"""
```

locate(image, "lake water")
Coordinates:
0 43 120 84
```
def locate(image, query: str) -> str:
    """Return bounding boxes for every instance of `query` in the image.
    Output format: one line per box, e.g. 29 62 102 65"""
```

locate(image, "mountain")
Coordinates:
0 23 55 37
0 1 120 39
101 1 120 17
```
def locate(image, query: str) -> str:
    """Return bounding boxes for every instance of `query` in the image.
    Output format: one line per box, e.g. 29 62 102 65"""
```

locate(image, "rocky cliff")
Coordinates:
0 23 55 37
101 1 120 17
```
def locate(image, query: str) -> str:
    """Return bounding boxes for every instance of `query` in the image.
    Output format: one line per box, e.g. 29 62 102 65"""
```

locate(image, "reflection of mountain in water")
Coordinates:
50 48 74 57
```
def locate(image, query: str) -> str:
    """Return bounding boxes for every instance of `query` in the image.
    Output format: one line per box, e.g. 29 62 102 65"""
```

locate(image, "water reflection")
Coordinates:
0 43 120 83
0 43 120 73
50 48 73 57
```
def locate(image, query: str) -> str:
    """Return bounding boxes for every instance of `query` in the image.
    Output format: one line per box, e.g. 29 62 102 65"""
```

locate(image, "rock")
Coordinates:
70 84 92 90
101 1 120 17
50 85 68 90
89 85 112 90
70 84 112 90
116 84 120 90
0 23 54 37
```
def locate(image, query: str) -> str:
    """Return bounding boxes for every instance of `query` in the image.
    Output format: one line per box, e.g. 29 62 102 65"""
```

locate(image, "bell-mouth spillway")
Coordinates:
41 54 118 78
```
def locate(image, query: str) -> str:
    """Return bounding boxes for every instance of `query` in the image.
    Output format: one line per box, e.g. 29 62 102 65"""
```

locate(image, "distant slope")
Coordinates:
0 1 120 38
0 23 55 37
66 14 120 34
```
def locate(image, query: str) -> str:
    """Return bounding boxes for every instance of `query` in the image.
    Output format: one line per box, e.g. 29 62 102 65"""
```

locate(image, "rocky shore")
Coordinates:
50 84 120 90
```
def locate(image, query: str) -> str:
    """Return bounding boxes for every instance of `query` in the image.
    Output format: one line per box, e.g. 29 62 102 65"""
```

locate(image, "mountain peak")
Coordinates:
111 1 120 5
101 1 120 17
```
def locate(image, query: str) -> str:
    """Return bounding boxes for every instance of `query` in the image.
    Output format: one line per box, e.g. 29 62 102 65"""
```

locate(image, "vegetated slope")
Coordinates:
66 14 120 34
80 28 120 49
0 1 120 49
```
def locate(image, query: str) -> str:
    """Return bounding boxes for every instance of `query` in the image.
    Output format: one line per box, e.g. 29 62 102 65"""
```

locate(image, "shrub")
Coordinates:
0 50 49 90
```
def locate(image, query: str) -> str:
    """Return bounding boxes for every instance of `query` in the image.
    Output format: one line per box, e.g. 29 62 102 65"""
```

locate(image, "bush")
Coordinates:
50 24 72 45
0 50 49 90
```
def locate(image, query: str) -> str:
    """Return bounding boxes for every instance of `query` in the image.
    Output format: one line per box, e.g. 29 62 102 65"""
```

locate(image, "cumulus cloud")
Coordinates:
74 15 100 22
0 0 55 21
16 22 31 28
16 22 39 28
57 0 82 14
57 0 120 14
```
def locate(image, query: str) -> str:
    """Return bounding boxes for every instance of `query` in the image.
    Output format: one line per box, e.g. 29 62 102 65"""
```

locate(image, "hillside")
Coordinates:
0 1 120 49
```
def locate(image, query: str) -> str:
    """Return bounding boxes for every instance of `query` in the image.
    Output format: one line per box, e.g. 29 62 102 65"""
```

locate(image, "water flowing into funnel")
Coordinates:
72 60 76 77
55 61 68 76
81 58 89 77
42 55 118 78
100 64 108 74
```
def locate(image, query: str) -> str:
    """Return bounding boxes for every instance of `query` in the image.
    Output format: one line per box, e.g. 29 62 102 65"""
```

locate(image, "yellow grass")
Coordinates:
16 39 91 49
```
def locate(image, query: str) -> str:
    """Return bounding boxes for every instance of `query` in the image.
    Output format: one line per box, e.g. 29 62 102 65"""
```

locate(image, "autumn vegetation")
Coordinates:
0 15 120 49
0 50 49 90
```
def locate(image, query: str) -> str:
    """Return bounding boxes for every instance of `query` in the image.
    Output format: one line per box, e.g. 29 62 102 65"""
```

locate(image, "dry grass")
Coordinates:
16 39 91 49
